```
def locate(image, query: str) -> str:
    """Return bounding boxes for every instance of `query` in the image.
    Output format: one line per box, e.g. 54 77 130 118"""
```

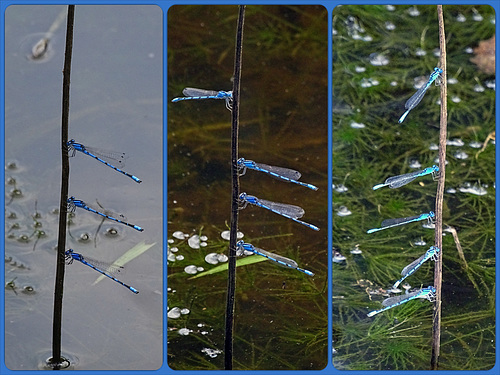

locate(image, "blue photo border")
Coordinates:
1 0 498 374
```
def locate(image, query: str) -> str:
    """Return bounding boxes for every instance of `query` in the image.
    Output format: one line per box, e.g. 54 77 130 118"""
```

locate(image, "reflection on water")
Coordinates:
333 4 495 371
168 5 328 371
4 5 162 370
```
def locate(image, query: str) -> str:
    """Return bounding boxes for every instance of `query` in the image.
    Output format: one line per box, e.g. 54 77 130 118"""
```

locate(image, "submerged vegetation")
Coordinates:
333 4 495 370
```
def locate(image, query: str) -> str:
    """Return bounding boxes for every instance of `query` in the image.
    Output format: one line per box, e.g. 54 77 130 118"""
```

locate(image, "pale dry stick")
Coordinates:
444 225 468 270
431 5 447 370
475 130 495 159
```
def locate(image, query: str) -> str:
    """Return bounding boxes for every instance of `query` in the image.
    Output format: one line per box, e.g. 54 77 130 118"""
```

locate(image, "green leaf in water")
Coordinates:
92 241 156 285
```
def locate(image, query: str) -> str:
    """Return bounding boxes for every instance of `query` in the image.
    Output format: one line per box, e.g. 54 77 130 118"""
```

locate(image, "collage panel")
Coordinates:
2 1 499 374
4 4 163 370
333 4 495 371
167 5 328 371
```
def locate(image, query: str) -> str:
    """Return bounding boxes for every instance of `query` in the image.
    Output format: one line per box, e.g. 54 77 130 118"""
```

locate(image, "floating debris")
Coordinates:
201 348 222 358
471 35 495 75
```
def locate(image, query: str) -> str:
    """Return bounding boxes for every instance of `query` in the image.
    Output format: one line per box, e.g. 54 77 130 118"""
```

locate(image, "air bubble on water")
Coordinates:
180 308 190 315
485 80 495 89
105 228 119 237
350 121 365 129
170 247 179 253
413 238 427 246
408 160 422 169
333 251 346 263
407 6 420 16
385 21 395 30
188 235 200 249
167 252 177 262
333 184 348 193
458 183 487 196
168 307 181 319
172 231 185 240
205 253 220 265
447 138 465 146
360 78 371 88
221 230 244 240
433 158 448 165
336 206 352 217
78 233 91 242
469 141 482 148
350 245 362 254
472 9 483 21
175 255 184 261
200 235 208 241
473 84 485 92
369 53 389 66
178 328 191 336
454 151 468 160
201 348 222 358
415 48 426 56
17 235 30 243
184 265 198 274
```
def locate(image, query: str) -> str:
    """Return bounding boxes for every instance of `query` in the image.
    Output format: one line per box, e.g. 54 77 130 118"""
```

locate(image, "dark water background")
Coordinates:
167 5 328 370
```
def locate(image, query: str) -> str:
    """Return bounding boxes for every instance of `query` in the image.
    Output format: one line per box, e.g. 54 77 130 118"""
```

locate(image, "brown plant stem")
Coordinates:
224 5 245 370
431 4 447 370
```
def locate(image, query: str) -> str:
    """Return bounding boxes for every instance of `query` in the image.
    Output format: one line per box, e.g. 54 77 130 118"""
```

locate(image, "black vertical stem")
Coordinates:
224 5 245 370
50 4 74 369
431 4 446 370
